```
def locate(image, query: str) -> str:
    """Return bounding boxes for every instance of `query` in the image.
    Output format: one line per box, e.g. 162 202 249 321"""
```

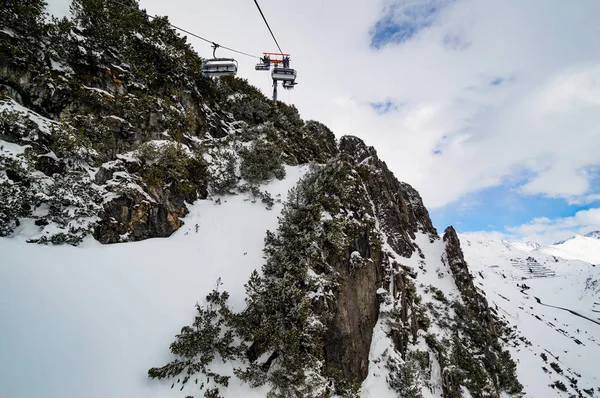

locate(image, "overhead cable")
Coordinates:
111 0 260 59
252 0 284 55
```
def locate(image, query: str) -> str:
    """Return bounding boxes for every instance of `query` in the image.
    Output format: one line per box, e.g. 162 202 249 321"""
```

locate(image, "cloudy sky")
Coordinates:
47 0 600 244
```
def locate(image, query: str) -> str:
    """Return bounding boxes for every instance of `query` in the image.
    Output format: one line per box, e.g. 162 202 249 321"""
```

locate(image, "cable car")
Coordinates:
201 43 238 77
271 67 297 82
201 58 238 77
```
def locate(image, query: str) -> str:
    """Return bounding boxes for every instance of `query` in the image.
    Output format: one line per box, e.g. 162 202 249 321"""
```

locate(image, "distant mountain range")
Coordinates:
502 231 600 265
554 231 600 245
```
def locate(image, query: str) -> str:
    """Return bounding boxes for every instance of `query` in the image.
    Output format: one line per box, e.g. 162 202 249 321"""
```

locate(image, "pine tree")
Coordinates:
1 0 47 37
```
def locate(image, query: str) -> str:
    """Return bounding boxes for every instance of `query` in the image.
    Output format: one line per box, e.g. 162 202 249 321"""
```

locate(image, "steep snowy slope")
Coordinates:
461 233 600 398
0 166 307 398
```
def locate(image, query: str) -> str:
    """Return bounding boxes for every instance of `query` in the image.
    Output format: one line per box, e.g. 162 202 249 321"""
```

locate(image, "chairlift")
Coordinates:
201 58 238 77
255 55 271 71
262 53 298 100
271 67 297 82
201 43 238 77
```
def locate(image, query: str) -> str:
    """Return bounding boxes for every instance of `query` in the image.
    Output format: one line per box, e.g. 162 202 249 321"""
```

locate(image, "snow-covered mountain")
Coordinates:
460 233 600 397
504 240 541 252
543 232 600 265
503 232 600 266
585 231 600 240
2 2 600 398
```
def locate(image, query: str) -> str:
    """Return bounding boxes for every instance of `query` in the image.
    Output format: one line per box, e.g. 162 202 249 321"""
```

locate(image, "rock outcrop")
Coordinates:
324 136 437 386
325 230 384 383
340 136 438 257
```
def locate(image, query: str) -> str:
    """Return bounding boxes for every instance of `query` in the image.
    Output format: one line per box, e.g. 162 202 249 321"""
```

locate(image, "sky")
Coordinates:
45 0 600 245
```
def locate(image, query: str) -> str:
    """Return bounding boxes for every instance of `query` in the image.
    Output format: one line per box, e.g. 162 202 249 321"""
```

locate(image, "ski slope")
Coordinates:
0 165 308 398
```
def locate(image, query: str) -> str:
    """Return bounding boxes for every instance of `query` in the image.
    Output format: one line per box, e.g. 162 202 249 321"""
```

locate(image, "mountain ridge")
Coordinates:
499 233 600 266
554 230 600 245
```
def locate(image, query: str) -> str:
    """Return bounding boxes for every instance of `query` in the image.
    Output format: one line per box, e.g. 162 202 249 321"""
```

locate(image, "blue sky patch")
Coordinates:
490 77 504 86
429 184 600 235
370 99 400 114
370 0 455 48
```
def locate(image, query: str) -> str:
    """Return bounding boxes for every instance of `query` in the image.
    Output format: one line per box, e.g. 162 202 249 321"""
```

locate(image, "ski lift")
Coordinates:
271 55 296 82
201 43 238 77
262 53 297 100
271 67 297 82
255 55 271 71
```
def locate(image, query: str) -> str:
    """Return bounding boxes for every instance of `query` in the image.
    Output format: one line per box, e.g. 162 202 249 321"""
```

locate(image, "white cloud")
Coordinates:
45 0 600 210
568 194 600 206
505 207 600 244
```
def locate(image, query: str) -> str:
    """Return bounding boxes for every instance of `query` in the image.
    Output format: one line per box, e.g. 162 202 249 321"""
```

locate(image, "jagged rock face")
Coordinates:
92 183 206 244
441 226 521 397
322 136 437 386
340 135 437 257
444 226 478 297
443 226 495 333
325 231 383 382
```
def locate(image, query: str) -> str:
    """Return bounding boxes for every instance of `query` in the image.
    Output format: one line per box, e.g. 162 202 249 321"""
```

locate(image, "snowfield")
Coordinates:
460 232 600 397
541 234 600 265
0 165 307 398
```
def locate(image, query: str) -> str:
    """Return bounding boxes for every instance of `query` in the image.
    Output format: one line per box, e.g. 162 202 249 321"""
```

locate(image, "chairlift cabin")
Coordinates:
255 55 271 71
201 43 238 78
271 67 297 82
261 53 298 100
201 58 238 77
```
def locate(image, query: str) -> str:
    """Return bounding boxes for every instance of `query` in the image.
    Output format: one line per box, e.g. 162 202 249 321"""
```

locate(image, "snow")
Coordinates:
0 165 308 398
460 232 600 397
361 228 600 398
116 151 140 163
541 234 600 265
50 58 72 73
1 28 15 37
110 63 129 72
360 317 399 398
0 139 29 156
506 240 541 252
3 152 600 398
39 150 59 161
496 233 600 265
0 98 56 133
82 85 115 98
142 139 192 155
105 114 130 125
